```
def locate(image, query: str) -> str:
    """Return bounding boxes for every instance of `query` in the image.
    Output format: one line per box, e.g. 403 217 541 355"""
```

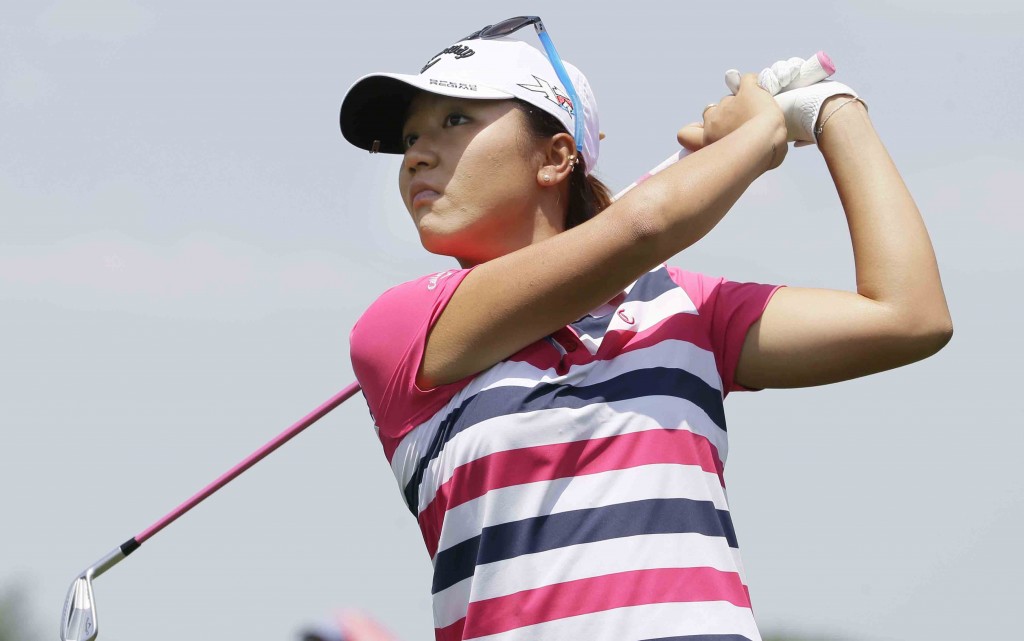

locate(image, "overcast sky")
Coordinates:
2 1 1022 640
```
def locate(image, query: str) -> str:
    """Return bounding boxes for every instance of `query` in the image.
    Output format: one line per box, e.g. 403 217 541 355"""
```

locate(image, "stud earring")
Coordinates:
543 174 551 183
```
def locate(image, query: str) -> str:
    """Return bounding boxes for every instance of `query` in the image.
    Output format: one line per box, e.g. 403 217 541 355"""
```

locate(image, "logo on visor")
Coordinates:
518 75 575 117
420 45 476 74
430 79 478 91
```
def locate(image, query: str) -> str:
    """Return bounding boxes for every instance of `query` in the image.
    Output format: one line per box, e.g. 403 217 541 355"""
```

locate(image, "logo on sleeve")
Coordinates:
427 269 457 291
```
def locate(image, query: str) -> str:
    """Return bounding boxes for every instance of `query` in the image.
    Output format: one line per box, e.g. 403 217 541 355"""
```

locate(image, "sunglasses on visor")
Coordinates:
461 16 584 154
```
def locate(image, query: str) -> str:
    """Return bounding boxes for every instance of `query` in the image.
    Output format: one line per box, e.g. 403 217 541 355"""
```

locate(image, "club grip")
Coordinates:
788 51 835 90
616 51 837 199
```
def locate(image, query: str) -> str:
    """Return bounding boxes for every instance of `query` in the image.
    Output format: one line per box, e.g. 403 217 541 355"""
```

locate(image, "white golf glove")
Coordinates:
774 80 863 146
726 56 866 146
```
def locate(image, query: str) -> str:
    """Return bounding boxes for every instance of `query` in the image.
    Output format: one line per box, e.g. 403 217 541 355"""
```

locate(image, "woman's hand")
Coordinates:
677 73 788 170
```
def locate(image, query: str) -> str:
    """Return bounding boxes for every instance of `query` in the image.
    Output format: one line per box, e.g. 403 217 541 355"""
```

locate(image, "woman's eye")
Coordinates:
402 113 466 149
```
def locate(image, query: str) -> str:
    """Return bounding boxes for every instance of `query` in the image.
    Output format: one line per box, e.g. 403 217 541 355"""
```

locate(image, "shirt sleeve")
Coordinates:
348 266 479 461
666 265 786 398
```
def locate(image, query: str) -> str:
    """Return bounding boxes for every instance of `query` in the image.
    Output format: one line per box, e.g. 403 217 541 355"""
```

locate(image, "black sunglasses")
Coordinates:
461 15 546 41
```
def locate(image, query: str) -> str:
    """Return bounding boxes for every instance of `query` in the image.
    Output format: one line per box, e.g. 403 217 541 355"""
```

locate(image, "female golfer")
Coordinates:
340 16 952 641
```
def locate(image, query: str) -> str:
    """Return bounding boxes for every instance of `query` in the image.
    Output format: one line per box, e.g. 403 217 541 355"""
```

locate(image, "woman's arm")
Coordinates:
734 97 953 390
420 76 786 389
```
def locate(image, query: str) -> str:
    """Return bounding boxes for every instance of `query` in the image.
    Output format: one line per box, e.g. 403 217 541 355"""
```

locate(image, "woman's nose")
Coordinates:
403 139 438 173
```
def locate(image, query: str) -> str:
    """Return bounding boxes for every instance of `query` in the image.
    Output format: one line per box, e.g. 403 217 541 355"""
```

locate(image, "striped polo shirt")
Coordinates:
349 262 784 641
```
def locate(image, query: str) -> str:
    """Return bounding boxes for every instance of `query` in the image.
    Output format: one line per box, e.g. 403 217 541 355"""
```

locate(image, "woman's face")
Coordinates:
399 92 546 267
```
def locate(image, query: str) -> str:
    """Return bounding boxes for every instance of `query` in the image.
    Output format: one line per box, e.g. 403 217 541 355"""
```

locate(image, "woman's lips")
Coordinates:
412 189 440 207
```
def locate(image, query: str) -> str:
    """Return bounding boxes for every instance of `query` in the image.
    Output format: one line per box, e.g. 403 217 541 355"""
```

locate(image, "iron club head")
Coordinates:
60 574 97 641
59 544 132 641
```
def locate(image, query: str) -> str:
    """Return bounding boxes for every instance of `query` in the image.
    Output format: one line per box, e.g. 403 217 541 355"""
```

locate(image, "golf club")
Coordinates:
60 382 361 641
59 52 833 640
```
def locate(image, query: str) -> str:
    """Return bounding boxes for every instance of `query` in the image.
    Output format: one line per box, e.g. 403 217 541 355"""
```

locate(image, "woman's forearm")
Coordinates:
622 113 785 259
817 99 953 335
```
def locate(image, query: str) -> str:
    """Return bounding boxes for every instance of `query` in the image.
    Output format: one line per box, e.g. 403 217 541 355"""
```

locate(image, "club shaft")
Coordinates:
135 381 362 544
124 152 661 548
130 135 692 548
122 149 662 547
129 141 695 547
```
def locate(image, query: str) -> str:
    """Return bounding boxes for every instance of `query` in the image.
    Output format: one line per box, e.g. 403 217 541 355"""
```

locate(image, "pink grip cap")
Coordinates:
816 51 836 76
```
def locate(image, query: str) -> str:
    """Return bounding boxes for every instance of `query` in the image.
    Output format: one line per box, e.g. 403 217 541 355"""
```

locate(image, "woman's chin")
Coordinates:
419 228 488 264
418 226 462 255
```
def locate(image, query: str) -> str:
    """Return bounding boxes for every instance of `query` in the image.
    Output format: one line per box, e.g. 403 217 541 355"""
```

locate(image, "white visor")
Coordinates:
339 38 600 174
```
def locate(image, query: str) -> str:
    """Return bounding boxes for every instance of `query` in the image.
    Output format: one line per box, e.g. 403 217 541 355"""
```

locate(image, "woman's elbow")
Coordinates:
908 314 954 361
604 185 666 245
932 317 954 352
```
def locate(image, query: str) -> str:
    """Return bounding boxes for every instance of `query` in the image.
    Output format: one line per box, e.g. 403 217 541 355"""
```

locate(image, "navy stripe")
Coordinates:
626 266 683 306
431 497 738 594
640 636 753 641
403 367 726 514
572 312 614 343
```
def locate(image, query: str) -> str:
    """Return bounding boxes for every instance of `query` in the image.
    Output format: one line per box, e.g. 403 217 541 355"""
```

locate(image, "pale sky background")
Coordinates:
2 1 1021 640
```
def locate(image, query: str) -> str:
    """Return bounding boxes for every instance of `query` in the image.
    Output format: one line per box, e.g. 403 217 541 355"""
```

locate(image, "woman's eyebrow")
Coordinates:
440 97 477 110
403 101 469 131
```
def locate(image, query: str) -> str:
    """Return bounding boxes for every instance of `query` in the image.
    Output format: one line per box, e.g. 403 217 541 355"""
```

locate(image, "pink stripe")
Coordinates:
136 382 361 543
444 567 750 640
419 428 724 558
508 336 562 368
552 314 713 372
435 617 465 641
472 291 714 380
599 312 712 357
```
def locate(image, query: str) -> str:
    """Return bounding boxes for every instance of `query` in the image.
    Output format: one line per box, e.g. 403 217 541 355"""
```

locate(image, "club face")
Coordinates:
60 575 98 641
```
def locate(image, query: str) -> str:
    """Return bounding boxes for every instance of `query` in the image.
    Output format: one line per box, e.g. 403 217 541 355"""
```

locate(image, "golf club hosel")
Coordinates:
88 545 127 581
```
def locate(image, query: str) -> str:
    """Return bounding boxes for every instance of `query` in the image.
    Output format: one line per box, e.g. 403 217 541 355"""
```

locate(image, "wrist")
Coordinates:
816 99 872 156
815 95 867 142
755 111 788 171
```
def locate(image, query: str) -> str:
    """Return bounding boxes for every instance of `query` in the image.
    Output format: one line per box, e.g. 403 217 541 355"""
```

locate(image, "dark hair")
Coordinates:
513 100 613 230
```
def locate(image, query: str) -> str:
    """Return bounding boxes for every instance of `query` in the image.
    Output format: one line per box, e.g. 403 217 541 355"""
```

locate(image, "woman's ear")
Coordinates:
537 132 576 187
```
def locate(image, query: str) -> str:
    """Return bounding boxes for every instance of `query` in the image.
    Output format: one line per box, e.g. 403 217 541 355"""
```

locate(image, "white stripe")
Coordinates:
576 284 698 354
394 338 727 504
436 463 729 555
418 394 728 515
434 575 473 631
433 532 746 629
461 600 761 641
385 414 442 499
